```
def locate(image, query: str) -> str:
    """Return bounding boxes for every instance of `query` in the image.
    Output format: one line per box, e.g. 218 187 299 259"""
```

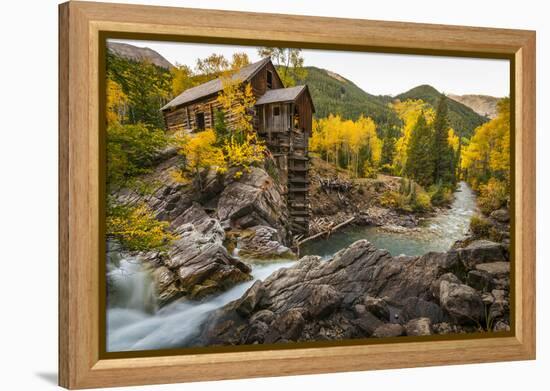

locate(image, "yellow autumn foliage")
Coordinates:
311 114 381 177
461 98 510 187
217 78 256 138
106 79 128 125
107 202 177 252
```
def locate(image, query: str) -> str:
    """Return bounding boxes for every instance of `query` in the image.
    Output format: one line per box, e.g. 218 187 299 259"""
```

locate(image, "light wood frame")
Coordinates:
59 1 536 389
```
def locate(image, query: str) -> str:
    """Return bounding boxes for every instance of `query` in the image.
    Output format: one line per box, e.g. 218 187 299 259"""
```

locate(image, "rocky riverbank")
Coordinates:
111 154 295 306
196 238 510 346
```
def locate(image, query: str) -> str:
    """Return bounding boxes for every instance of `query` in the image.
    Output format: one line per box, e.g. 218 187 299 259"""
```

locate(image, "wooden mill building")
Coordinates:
161 58 315 234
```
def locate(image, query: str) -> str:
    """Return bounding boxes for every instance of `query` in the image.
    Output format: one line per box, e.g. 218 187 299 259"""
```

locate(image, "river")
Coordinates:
106 181 477 352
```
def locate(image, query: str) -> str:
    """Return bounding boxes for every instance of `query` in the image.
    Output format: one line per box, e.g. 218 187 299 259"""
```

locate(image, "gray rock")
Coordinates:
456 240 508 270
236 281 264 317
234 225 295 259
266 309 306 342
306 285 344 319
198 238 511 346
364 296 390 321
353 304 367 317
467 270 493 292
242 321 269 344
249 309 275 325
433 322 453 335
439 281 485 325
490 209 510 223
353 312 384 336
431 273 462 300
372 323 405 338
400 297 447 323
488 289 509 321
475 262 510 277
405 318 432 336
154 203 252 302
217 167 290 241
493 320 511 332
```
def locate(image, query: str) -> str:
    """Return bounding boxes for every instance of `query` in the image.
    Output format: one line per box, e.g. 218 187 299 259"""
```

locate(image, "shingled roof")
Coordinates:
256 85 307 105
161 57 271 111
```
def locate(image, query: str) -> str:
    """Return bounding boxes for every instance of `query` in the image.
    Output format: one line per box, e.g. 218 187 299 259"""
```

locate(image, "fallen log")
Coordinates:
297 216 356 246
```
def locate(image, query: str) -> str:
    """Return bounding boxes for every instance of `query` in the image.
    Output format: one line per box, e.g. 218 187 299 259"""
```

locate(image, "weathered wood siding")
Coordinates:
164 95 223 133
294 90 313 135
250 61 285 96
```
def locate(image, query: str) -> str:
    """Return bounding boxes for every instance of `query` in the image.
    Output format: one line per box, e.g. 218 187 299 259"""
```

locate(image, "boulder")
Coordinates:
353 312 384 336
475 262 510 277
439 281 485 325
488 289 509 321
153 203 252 303
456 240 508 270
249 309 275 325
217 167 290 241
493 320 511 332
399 297 447 323
466 270 493 292
364 296 390 321
372 323 405 338
431 273 462 300
235 281 264 317
490 209 510 223
266 309 306 343
233 225 295 259
242 321 270 344
405 318 432 336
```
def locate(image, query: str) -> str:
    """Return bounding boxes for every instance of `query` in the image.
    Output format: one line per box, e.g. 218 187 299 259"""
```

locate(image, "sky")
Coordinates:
110 39 510 97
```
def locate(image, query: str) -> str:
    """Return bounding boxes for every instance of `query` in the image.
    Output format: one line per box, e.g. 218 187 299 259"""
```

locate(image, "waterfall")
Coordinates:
106 252 296 352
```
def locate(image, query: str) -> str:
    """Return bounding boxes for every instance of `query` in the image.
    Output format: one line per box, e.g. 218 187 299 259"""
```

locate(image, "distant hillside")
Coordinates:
107 42 174 69
447 94 501 119
300 67 399 126
396 85 489 137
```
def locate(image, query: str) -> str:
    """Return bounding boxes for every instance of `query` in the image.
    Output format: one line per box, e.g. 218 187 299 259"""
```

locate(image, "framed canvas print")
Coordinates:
58 1 536 389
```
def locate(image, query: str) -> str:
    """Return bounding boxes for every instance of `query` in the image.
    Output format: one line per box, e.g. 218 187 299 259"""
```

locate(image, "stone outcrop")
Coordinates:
197 238 510 346
229 225 295 260
115 158 293 304
151 203 252 305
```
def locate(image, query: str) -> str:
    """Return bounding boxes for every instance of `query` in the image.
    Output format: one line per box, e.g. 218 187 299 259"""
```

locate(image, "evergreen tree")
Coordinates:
380 125 397 167
454 140 462 182
432 96 456 184
405 112 434 187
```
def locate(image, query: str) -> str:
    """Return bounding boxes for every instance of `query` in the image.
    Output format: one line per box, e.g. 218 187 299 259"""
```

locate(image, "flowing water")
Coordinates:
302 181 479 258
106 181 477 352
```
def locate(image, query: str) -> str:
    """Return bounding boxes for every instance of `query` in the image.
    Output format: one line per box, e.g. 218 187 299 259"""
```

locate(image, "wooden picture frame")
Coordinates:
59 1 536 389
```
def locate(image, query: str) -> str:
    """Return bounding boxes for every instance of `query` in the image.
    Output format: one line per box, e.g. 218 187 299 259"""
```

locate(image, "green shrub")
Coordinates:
380 178 432 213
429 182 453 206
362 161 378 179
470 215 492 238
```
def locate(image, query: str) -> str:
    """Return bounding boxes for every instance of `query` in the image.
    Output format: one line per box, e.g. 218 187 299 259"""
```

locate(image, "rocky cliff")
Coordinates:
447 94 501 119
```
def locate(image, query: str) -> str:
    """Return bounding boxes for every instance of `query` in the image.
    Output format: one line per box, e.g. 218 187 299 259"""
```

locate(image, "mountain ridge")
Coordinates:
396 84 489 137
107 42 174 69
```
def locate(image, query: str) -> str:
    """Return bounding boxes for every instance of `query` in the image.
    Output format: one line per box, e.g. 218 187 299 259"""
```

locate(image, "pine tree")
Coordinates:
380 125 397 167
432 96 456 184
454 140 462 182
405 112 434 187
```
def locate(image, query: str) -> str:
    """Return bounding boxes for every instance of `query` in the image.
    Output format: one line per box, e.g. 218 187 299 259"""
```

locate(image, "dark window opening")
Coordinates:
267 70 273 89
196 112 205 131
273 106 280 116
